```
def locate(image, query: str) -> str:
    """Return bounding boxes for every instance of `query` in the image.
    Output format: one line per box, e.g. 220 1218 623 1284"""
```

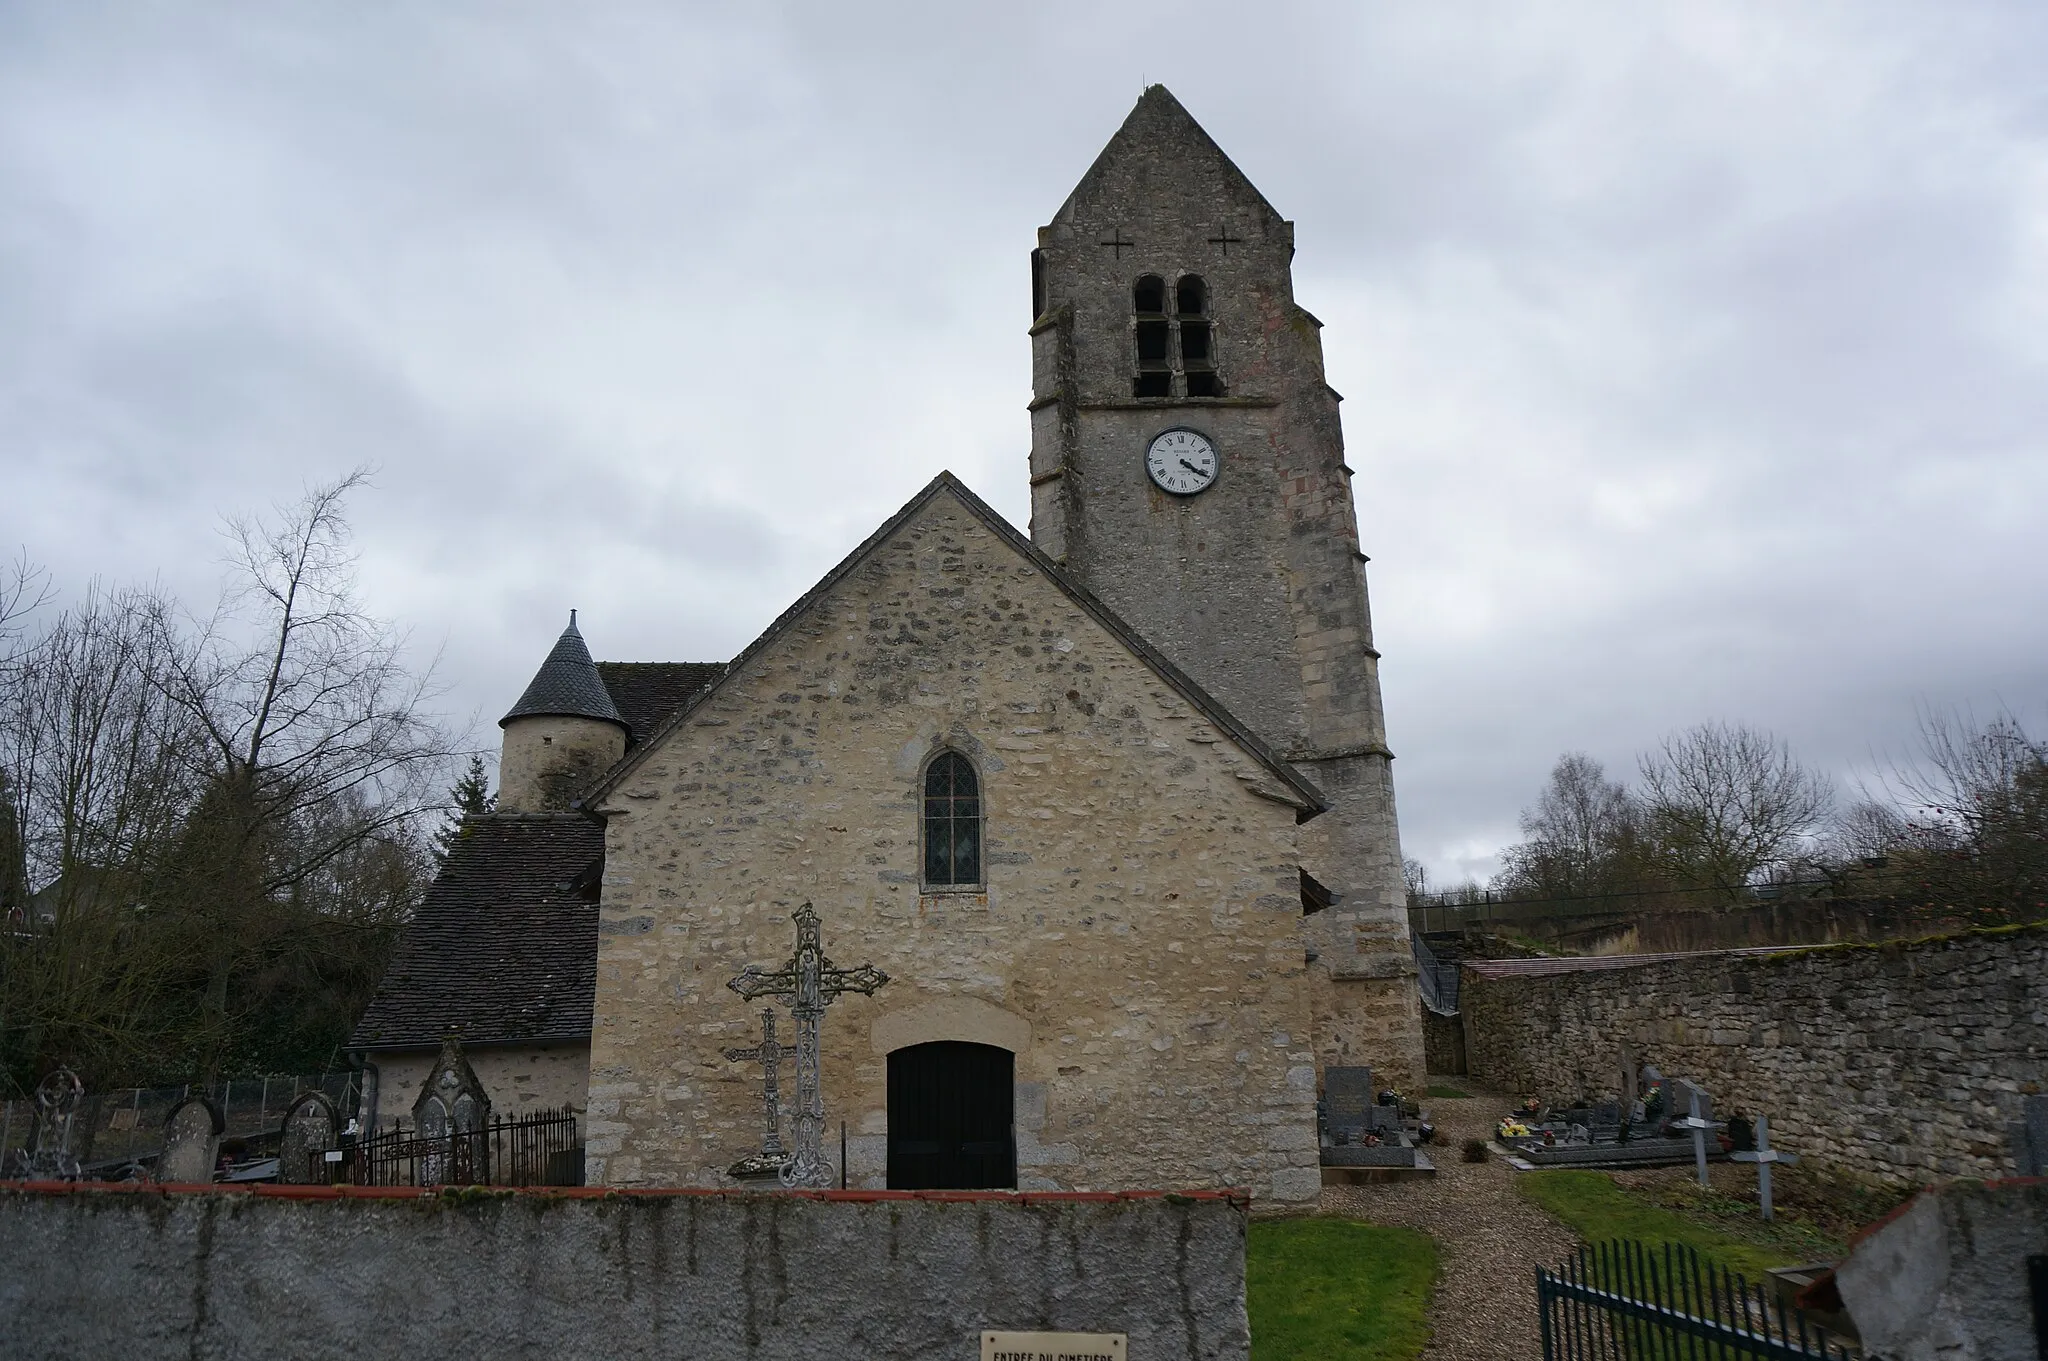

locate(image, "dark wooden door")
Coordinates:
887 1042 1016 1190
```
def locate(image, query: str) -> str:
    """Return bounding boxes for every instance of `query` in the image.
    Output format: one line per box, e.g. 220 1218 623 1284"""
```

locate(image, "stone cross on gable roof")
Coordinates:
500 611 626 729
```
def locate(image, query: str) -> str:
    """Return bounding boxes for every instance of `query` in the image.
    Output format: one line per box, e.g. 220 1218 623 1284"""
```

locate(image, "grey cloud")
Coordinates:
2 2 2042 883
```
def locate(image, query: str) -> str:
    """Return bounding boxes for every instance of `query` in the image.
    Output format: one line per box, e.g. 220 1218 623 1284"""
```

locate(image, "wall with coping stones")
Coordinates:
1461 926 2048 1185
0 1184 1249 1361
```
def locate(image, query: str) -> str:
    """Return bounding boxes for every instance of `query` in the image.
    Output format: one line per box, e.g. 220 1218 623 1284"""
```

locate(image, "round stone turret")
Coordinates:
497 611 628 813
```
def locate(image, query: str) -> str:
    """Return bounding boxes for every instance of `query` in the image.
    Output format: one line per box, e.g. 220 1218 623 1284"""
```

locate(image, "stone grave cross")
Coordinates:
1731 1114 1799 1221
722 1008 789 1164
23 1067 84 1181
1676 1087 1717 1188
728 903 888 1187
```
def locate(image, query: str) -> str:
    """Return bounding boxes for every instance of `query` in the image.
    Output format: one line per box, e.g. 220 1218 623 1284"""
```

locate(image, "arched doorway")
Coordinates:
887 1041 1015 1189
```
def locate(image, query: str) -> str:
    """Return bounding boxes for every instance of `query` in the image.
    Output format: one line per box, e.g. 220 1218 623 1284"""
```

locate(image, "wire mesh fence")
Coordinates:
1 1071 359 1177
1539 1241 1859 1360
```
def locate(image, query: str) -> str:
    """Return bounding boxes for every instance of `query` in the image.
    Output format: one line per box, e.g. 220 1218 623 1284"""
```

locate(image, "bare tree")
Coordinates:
1879 707 2048 920
147 469 458 1078
1494 753 1652 899
1637 722 1833 897
2 475 461 1088
0 581 202 1085
1823 799 1911 865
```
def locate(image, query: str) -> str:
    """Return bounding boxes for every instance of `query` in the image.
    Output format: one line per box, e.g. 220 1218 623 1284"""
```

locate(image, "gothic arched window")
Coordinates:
922 752 982 888
1133 276 1172 398
1177 274 1222 397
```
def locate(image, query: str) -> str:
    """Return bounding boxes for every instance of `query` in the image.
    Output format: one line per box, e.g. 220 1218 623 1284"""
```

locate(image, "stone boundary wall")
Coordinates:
1461 925 2048 1184
0 1183 1248 1361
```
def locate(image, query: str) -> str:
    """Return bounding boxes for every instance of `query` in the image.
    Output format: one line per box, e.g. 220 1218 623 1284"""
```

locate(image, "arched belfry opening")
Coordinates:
1132 275 1172 398
886 1041 1015 1189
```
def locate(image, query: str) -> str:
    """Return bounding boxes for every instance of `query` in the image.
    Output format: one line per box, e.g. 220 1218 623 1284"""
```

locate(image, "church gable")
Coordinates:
582 475 1324 1198
586 472 1321 818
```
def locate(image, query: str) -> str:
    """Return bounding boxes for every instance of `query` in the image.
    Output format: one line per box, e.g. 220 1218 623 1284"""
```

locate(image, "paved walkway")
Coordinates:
1319 1076 1578 1361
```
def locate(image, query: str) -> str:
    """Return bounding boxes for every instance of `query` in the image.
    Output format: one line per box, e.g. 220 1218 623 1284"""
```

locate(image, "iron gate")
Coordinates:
1539 1241 1858 1359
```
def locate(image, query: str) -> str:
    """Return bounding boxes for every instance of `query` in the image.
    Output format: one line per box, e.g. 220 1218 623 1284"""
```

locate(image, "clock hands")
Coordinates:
1179 458 1210 478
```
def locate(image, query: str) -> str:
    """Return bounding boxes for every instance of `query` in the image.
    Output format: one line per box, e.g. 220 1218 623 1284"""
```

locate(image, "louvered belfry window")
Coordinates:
923 752 982 887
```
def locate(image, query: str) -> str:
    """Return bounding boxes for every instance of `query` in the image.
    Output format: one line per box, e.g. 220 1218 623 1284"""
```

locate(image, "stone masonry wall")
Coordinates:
500 715 626 814
365 1041 590 1128
588 491 1321 1200
1462 925 2048 1184
0 1184 1249 1361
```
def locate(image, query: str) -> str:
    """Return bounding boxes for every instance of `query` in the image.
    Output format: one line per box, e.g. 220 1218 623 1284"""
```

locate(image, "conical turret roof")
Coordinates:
499 611 626 729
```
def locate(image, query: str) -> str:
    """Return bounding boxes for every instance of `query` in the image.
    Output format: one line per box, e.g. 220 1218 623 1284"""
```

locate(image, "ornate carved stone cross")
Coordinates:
723 1008 788 1164
728 904 888 1187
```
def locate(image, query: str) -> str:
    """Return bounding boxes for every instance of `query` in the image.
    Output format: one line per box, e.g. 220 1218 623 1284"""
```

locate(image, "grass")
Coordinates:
1425 1084 1470 1099
1246 1218 1437 1361
1516 1170 1845 1281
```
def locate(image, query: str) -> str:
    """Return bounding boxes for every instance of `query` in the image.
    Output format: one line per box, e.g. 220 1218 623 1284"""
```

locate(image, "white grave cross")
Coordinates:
1676 1088 1717 1188
1730 1113 1799 1221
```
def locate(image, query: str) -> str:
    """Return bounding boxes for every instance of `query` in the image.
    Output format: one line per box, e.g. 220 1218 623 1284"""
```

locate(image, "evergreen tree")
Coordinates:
434 754 495 862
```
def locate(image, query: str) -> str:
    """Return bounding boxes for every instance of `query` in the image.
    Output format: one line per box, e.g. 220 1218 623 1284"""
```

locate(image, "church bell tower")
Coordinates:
1029 87 1424 1083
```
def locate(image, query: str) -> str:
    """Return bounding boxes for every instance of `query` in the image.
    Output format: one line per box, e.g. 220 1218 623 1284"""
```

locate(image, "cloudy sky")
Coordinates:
4 3 2044 882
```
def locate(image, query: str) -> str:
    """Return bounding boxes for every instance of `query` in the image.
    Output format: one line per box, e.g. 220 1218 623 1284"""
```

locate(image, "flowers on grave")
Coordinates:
1497 1118 1532 1139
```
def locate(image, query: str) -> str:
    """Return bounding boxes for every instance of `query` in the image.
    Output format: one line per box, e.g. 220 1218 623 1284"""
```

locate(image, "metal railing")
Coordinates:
346 1106 580 1188
1539 1241 1858 1359
1412 931 1459 1015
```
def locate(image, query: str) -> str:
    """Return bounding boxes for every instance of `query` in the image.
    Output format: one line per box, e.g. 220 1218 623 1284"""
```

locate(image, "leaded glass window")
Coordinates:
923 753 982 887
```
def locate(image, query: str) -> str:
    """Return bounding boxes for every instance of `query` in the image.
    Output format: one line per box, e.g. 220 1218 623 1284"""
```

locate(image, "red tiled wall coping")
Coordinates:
2 1180 1250 1209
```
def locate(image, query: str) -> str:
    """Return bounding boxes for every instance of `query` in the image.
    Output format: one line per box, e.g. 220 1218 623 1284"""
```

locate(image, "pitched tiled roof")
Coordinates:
595 661 725 748
348 815 603 1051
500 613 625 729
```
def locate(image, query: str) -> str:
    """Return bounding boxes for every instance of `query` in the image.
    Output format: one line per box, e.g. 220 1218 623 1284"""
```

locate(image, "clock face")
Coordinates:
1146 428 1219 496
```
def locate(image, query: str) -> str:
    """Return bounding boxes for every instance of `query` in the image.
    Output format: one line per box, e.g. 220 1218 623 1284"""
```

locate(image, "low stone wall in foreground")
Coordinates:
1461 924 2048 1184
0 1183 1248 1361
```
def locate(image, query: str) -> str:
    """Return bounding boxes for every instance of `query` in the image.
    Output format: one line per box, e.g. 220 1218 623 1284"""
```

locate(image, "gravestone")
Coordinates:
1323 1067 1374 1143
159 1095 224 1185
278 1091 339 1185
1673 1079 1715 1126
414 1037 492 1186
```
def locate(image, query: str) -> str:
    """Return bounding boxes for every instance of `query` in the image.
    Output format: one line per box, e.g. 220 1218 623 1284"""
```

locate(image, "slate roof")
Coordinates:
595 661 725 748
347 815 603 1052
499 613 626 729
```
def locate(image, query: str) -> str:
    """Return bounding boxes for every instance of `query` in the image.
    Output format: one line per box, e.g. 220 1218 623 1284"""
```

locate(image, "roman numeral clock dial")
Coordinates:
1145 428 1219 496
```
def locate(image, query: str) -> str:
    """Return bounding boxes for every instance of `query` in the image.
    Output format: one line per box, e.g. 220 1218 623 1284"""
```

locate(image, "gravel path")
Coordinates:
1317 1076 1578 1361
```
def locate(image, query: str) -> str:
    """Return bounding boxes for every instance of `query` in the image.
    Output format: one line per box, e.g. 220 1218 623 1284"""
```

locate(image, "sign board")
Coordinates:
982 1332 1126 1361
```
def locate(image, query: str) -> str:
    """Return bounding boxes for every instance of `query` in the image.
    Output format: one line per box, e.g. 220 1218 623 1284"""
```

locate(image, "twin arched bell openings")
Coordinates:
921 749 983 891
1133 273 1222 399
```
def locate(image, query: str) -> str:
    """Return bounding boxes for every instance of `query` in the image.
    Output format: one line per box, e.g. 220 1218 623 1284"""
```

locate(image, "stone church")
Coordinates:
349 86 1422 1202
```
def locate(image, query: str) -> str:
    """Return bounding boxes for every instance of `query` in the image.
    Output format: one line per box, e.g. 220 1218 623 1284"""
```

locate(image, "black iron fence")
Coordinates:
346 1107 581 1188
1539 1241 1858 1360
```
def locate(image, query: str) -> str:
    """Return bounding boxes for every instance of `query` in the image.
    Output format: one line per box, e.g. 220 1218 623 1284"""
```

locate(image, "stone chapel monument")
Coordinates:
1028 87 1419 1074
